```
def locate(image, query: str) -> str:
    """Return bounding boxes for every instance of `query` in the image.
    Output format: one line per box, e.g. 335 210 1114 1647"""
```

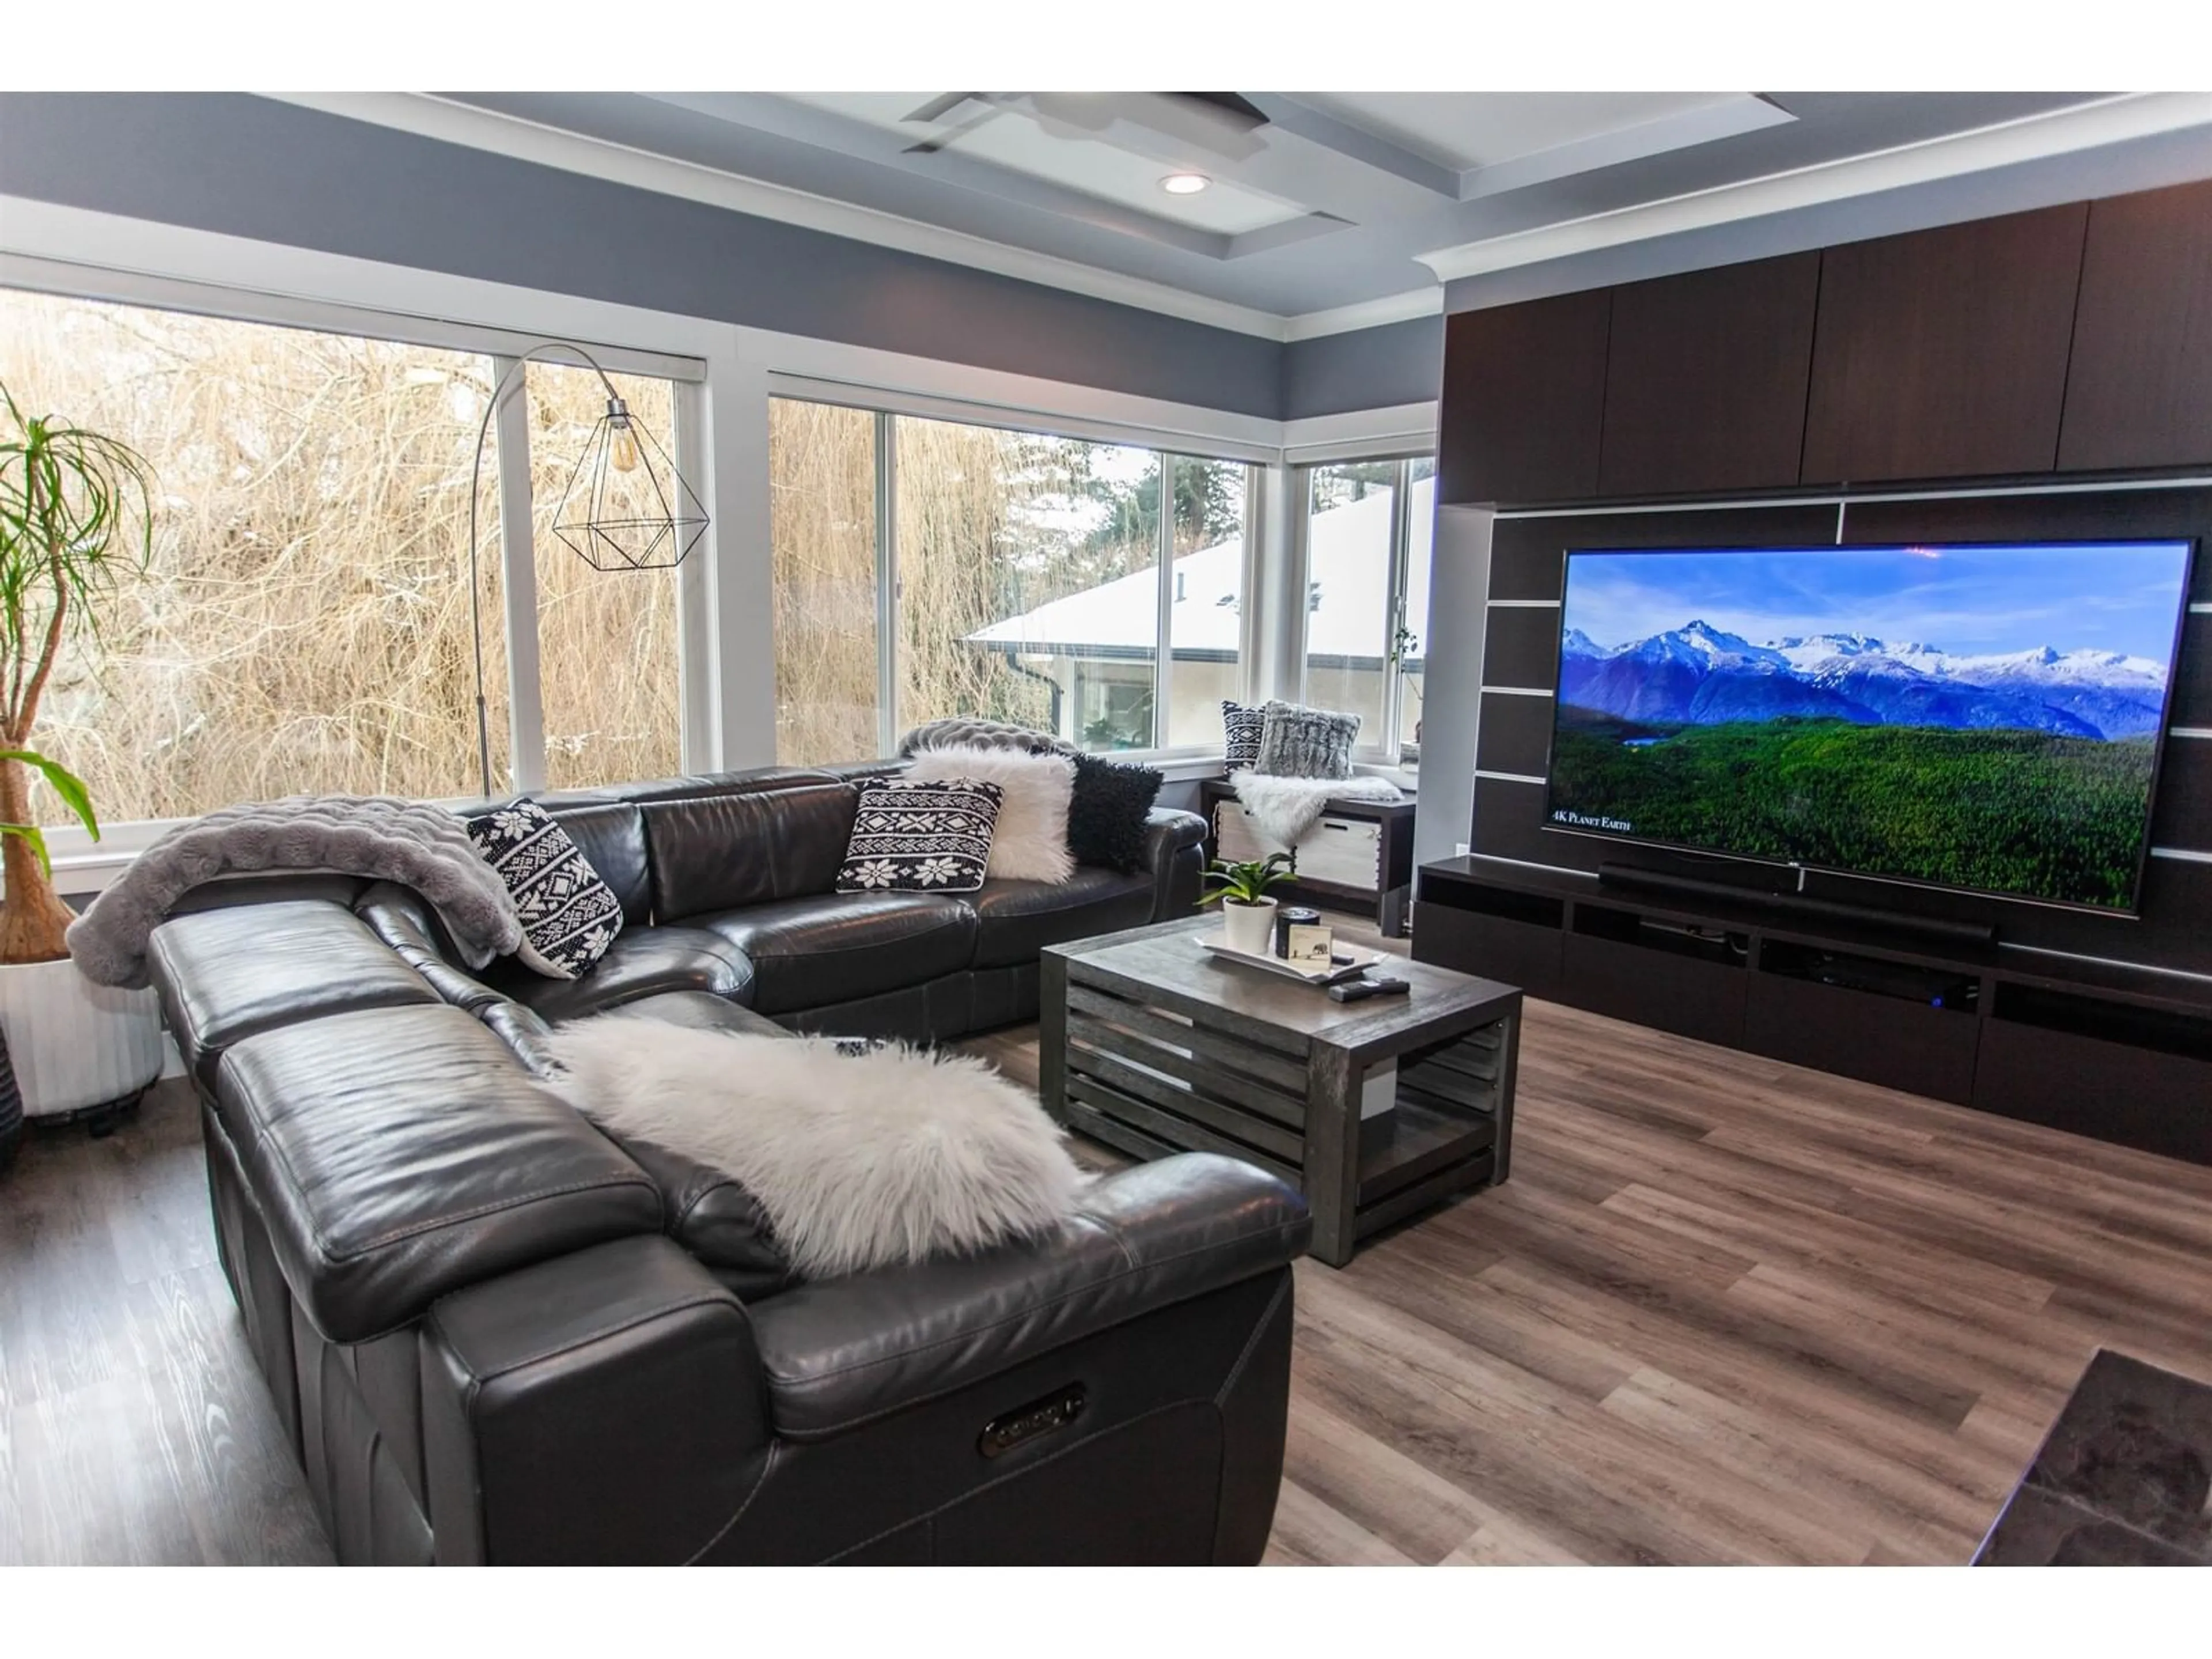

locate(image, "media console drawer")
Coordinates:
1560 930 1747 1046
1744 972 1979 1103
1974 1019 2212 1164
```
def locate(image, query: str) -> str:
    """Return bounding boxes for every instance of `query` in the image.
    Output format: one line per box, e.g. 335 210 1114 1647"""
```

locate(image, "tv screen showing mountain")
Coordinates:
1543 540 2196 912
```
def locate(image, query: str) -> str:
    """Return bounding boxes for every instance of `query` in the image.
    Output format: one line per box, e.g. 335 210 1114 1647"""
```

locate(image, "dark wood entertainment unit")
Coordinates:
1425 173 2212 1171
1413 855 2212 1165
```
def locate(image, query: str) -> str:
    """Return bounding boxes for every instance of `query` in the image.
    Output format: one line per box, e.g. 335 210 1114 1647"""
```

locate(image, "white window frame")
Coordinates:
2 194 1438 887
0 253 717 855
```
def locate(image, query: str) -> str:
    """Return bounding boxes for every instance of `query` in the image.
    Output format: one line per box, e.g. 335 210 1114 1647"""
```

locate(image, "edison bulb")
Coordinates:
609 422 641 473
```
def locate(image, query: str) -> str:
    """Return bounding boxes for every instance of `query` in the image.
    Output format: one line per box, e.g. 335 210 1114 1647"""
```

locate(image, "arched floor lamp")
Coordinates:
465 341 709 797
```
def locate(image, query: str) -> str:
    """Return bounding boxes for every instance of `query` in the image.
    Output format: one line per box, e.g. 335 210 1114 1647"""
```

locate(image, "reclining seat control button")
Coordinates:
978 1384 1088 1459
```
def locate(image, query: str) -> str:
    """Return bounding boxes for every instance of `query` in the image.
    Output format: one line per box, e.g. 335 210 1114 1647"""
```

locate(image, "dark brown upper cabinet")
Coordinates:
1438 287 1610 506
1597 251 1821 497
1801 203 2089 484
2058 179 2212 472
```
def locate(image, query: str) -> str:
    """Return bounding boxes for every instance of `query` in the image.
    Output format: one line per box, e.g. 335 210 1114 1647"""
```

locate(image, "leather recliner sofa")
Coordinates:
143 763 1311 1565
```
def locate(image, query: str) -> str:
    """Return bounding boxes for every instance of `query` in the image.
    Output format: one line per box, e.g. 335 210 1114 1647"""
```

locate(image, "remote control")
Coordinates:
1328 975 1411 1003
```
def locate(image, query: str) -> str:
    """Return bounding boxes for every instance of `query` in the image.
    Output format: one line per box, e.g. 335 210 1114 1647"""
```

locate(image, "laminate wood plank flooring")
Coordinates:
3 911 2209 1565
976 916 2212 1567
0 1081 332 1565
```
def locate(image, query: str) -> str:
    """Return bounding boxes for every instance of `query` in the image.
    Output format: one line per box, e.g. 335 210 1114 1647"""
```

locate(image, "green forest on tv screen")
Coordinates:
1547 714 2160 910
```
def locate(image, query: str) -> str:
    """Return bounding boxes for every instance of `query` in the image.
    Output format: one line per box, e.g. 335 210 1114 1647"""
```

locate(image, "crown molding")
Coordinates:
257 91 1299 342
1415 92 2212 283
1281 287 1442 342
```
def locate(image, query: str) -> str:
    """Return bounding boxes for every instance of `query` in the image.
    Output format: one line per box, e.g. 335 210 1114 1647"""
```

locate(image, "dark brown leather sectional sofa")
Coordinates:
145 762 1311 1565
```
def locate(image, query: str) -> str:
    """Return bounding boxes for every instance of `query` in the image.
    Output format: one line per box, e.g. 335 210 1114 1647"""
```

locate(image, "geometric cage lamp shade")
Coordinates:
552 393 710 571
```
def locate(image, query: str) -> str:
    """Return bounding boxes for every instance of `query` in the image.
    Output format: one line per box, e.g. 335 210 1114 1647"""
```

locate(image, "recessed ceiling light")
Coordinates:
1159 173 1211 195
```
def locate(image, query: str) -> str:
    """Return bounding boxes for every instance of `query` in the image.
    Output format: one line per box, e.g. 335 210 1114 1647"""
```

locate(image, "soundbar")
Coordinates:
1596 862 1998 950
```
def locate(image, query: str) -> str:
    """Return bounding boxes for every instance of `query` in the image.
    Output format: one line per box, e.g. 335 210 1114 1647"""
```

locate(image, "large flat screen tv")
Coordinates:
1544 539 2196 914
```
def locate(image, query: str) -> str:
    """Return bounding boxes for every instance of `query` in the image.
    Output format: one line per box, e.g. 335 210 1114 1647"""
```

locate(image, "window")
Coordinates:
0 285 701 825
1165 457 1249 750
525 361 684 789
1 288 502 819
769 399 881 766
900 417 1162 752
1301 454 1434 763
768 397 1252 761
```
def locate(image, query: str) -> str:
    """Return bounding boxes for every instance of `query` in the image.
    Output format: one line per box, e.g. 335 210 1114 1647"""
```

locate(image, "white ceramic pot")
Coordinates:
0 956 165 1118
1219 896 1278 956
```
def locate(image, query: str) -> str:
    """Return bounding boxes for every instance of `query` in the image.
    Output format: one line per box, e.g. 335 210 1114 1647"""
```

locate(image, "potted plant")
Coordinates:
0 383 165 1123
1197 851 1294 955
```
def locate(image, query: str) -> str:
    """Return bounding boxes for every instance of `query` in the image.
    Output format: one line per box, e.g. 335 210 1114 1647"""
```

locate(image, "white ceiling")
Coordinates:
789 92 1310 235
279 90 2212 339
1291 90 1768 172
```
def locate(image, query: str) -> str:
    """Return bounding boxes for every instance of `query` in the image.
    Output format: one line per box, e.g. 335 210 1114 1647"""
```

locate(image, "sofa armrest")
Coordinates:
745 1152 1309 1441
422 1234 771 1564
1143 806 1209 922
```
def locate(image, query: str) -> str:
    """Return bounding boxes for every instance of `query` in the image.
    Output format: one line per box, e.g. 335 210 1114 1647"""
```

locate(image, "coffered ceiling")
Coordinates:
267 90 2212 340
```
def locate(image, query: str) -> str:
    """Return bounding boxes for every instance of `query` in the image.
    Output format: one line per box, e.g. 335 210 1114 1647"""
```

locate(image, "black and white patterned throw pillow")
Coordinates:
836 778 1002 894
464 800 623 979
1222 700 1267 769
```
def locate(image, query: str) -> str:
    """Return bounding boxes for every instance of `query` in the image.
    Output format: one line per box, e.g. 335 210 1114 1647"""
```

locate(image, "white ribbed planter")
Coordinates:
1219 897 1278 956
0 957 164 1118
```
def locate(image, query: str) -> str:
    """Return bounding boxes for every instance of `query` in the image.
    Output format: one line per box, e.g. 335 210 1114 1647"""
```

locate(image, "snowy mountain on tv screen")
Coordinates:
1559 622 2170 738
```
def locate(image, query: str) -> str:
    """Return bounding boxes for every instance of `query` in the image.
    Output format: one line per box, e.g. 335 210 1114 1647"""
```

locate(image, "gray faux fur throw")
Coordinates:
67 794 522 990
897 715 1073 758
1228 768 1403 850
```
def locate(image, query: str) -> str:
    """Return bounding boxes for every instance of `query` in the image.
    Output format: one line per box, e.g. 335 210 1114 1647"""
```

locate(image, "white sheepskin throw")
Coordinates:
1230 768 1403 850
907 744 1077 884
546 1018 1088 1278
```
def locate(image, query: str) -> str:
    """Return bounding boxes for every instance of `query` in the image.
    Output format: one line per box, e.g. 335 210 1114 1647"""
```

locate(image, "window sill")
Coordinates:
1351 762 1419 794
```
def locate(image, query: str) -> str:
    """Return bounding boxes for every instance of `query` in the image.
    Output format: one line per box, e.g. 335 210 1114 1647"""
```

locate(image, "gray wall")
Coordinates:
0 92 1301 419
1281 314 1442 420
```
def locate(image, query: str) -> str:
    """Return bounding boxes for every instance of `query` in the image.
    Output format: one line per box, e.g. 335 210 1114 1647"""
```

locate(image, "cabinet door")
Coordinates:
1599 251 1820 497
2058 179 2212 472
1801 203 2088 483
1438 287 1609 506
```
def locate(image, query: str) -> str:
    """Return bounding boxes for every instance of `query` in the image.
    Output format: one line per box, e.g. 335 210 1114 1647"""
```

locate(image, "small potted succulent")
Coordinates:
1197 851 1294 955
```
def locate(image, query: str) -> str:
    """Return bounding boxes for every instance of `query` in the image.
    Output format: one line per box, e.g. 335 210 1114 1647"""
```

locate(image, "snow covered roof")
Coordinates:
968 476 1433 666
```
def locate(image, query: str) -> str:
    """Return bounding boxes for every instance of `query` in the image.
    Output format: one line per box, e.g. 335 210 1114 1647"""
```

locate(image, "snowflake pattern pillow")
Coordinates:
463 799 623 979
836 778 1002 894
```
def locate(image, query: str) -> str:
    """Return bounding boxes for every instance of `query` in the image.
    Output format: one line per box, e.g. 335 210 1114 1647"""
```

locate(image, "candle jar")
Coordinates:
1274 906 1324 957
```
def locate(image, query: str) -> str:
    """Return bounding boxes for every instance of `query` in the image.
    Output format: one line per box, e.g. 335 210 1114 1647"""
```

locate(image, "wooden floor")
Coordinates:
967 917 2212 1568
0 1078 331 1565
6 923 2212 1564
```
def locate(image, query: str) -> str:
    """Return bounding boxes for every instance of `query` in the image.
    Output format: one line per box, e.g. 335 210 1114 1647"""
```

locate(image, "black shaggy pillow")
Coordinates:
1066 753 1164 874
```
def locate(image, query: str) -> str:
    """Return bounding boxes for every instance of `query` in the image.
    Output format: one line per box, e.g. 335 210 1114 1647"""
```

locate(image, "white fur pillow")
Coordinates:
905 744 1076 885
547 1017 1088 1279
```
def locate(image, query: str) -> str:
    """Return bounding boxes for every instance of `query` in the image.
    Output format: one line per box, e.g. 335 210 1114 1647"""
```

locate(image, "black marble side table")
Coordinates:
1976 1350 2212 1566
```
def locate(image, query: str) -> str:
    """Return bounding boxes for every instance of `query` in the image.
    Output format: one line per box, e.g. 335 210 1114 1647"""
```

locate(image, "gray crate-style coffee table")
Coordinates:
1040 915 1521 1266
